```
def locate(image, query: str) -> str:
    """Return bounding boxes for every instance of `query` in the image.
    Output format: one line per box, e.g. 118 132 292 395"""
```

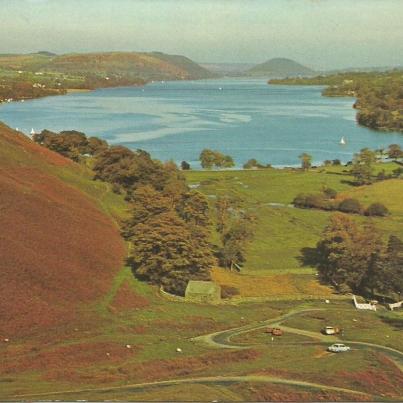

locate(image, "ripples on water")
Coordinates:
1 79 402 168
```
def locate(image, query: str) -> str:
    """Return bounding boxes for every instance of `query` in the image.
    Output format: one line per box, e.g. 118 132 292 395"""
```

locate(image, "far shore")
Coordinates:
66 88 93 93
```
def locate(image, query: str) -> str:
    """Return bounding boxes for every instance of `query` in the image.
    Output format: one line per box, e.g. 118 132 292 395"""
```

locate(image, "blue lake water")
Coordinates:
1 78 402 168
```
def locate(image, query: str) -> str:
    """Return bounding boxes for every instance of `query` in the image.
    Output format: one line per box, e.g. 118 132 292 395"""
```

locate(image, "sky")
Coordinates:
0 0 402 70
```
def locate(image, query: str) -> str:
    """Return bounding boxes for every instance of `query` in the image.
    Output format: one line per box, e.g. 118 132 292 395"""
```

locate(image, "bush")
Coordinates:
293 193 334 210
181 161 190 170
365 202 390 217
221 285 240 299
338 198 362 214
293 193 309 208
323 188 337 199
243 159 270 169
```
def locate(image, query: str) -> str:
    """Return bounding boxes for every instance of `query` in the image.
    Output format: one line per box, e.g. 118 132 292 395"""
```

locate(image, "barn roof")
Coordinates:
186 280 220 295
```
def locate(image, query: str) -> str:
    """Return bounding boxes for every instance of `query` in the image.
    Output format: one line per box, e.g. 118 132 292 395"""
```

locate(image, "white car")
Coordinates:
327 343 351 353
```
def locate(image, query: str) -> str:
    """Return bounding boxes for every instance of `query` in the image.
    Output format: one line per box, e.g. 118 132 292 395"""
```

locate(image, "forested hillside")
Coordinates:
270 71 403 132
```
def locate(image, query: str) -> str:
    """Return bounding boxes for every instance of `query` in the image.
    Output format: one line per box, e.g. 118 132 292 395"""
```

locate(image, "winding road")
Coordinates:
193 308 403 368
10 308 403 400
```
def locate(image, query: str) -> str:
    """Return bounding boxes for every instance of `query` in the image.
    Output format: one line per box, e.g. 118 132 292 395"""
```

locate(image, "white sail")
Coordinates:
30 128 35 135
340 136 346 145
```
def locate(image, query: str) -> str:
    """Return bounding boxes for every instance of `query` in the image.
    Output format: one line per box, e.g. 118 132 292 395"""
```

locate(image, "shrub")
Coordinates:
323 188 337 199
365 203 390 217
243 159 270 169
293 193 308 208
293 193 334 210
338 198 362 214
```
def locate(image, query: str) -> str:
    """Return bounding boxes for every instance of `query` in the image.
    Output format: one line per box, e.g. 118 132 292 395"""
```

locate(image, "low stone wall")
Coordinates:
159 287 185 302
388 300 403 311
352 295 377 311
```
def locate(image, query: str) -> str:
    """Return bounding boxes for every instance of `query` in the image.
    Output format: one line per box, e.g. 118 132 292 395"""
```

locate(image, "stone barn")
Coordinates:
185 281 221 304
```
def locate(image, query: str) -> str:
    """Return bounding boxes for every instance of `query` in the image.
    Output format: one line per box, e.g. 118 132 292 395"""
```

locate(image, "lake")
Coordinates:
1 78 402 168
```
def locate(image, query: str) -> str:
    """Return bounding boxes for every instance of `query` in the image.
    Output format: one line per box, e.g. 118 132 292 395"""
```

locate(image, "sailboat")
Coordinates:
340 136 346 145
30 128 35 135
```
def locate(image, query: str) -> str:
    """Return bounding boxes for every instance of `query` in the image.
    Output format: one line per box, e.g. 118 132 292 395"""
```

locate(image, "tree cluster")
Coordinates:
33 129 108 161
34 129 215 295
293 189 390 217
271 71 403 132
315 213 402 299
199 149 235 169
243 159 272 169
122 186 214 295
93 148 215 295
214 196 255 270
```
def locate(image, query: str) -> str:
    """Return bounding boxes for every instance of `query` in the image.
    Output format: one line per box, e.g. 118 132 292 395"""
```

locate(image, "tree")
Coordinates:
176 191 210 227
365 202 390 217
215 196 241 234
362 235 403 298
220 155 235 168
219 220 254 269
128 211 213 295
200 149 216 169
387 144 403 160
87 136 108 155
243 159 270 169
93 146 169 194
121 185 172 239
181 161 190 170
385 235 403 297
351 148 376 185
299 153 312 170
199 149 235 169
338 198 362 214
316 213 383 293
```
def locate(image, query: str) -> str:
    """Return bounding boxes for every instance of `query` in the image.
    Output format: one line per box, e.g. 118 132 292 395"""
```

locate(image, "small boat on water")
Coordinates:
30 128 35 135
340 136 346 145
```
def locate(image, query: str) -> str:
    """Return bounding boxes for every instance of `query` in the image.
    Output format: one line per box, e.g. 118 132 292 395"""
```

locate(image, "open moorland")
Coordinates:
0 123 402 401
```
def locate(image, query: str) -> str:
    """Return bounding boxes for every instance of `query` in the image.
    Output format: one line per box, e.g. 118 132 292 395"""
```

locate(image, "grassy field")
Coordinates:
184 165 402 300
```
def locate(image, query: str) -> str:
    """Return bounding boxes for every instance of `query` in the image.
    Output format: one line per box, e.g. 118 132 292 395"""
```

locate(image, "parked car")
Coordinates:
265 327 283 336
327 343 351 353
322 326 341 335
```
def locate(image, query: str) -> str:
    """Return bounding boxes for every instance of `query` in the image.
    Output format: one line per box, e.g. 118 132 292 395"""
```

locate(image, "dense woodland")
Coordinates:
270 71 403 132
315 214 403 299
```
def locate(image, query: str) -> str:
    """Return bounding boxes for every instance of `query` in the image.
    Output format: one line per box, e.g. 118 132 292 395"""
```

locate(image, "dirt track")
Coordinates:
10 308 403 400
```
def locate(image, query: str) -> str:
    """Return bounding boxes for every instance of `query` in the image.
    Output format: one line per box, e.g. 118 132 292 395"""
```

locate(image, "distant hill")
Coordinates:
0 123 126 337
40 51 217 80
247 58 315 78
0 51 216 81
200 62 255 75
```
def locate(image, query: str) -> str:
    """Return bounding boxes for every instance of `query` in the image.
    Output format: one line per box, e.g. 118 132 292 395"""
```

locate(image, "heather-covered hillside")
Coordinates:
0 123 126 337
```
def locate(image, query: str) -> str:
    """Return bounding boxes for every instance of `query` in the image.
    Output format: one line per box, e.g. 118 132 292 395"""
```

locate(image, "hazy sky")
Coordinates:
1 0 402 69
